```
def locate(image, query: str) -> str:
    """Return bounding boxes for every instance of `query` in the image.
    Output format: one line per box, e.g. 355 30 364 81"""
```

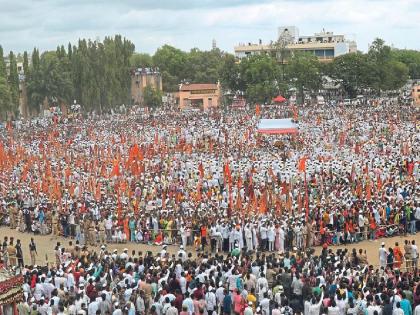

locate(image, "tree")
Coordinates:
219 54 241 93
130 53 153 68
153 45 187 92
8 51 20 115
367 38 409 92
143 86 162 108
287 52 321 104
391 49 420 79
239 55 281 104
26 48 43 113
328 52 371 98
23 51 29 75
184 48 225 83
27 52 73 111
381 60 409 91
0 76 11 120
0 45 6 79
68 43 73 60
271 39 292 81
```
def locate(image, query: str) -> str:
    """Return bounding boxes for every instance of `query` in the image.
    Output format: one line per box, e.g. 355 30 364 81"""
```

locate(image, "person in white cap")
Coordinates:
120 248 129 261
160 245 168 259
379 242 388 268
244 301 254 315
177 245 187 262
205 285 217 314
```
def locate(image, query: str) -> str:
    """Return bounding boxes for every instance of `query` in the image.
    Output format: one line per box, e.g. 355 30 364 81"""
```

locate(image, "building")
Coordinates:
177 83 220 110
412 84 420 106
278 26 299 44
234 27 357 62
130 67 162 105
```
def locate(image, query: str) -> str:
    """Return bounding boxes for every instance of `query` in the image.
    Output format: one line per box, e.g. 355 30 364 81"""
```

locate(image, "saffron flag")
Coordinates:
198 162 204 179
255 104 261 116
298 157 307 173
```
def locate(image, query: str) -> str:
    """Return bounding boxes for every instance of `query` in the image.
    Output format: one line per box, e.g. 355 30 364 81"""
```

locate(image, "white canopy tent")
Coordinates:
257 118 298 135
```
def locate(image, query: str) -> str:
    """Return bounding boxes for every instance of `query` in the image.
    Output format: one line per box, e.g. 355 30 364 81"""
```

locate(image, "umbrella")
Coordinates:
273 95 286 103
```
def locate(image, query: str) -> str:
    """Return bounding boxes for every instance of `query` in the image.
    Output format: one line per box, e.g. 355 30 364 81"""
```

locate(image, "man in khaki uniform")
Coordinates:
9 204 17 229
89 221 96 246
404 239 413 271
83 218 91 245
7 239 17 267
98 219 106 244
51 212 59 239
29 238 37 266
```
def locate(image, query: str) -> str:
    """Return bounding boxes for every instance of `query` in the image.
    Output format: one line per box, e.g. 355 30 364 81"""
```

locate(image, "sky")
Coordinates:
0 0 419 55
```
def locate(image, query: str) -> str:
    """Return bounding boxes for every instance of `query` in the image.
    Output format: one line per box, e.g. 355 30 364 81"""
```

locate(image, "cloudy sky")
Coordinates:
0 0 419 55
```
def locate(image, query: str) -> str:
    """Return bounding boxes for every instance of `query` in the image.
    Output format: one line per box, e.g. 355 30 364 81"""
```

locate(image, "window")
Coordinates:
325 49 334 57
315 50 324 57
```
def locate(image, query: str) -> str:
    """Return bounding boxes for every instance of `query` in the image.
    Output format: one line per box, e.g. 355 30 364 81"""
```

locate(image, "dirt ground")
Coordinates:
1 226 419 267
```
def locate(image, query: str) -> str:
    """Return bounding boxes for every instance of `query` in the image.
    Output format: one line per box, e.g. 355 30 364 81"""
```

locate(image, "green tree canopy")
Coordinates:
287 52 321 104
0 76 11 120
130 53 153 68
328 52 372 98
391 49 420 80
153 45 187 92
8 51 20 115
239 54 281 104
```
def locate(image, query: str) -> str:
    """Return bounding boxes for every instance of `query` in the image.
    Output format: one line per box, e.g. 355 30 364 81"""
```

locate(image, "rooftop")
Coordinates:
180 83 218 91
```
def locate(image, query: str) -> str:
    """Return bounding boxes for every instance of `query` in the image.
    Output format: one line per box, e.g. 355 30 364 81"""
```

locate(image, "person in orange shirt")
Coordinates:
200 224 207 251
393 242 403 269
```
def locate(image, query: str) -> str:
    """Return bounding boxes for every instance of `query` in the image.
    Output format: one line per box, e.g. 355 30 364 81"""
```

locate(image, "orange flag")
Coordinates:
377 175 382 191
111 159 120 177
366 179 372 201
224 162 232 184
255 104 261 116
198 163 204 179
298 157 307 172
259 189 267 214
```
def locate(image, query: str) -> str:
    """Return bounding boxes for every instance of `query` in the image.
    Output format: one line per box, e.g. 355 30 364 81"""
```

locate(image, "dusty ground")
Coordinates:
1 226 419 267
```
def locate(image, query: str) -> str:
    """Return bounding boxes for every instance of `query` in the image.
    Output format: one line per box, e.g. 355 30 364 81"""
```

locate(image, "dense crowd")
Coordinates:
5 238 420 315
0 101 418 314
0 104 418 253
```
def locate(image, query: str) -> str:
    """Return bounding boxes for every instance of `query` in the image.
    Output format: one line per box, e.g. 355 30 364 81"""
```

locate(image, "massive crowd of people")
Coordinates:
0 101 418 314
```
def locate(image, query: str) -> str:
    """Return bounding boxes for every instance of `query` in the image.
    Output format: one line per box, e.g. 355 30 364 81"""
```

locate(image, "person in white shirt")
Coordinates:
412 240 418 268
87 297 100 315
414 302 420 315
259 293 270 315
244 302 254 315
393 302 404 315
327 300 340 315
177 245 187 262
260 224 268 251
379 243 388 268
278 226 285 253
182 292 194 315
267 226 275 251
205 288 217 314
244 224 253 251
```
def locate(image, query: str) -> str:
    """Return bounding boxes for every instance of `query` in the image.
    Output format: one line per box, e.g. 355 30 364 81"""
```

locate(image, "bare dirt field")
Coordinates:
1 226 419 267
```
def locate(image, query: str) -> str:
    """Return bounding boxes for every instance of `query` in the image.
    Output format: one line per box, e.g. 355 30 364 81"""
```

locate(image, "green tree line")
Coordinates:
1 36 419 119
219 38 418 103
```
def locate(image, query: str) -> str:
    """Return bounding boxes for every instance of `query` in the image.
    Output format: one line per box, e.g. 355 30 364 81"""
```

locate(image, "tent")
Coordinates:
272 95 287 103
257 118 298 135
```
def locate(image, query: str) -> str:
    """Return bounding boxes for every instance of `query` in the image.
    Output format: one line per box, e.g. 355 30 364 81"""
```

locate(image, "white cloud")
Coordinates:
0 0 418 54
